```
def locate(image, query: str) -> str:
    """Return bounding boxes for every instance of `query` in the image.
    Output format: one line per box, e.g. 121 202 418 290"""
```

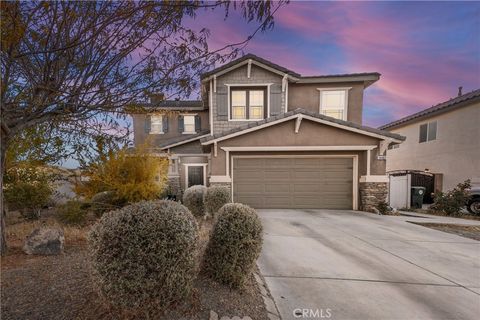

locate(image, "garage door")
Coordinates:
232 157 353 209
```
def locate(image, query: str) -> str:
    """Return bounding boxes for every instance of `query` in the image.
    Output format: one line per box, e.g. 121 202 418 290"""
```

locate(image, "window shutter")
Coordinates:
178 115 184 133
216 86 228 120
144 115 151 133
419 124 428 143
270 84 282 116
195 115 201 132
162 116 169 133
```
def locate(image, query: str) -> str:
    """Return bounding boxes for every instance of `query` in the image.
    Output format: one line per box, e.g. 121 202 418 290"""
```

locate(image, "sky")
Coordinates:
62 1 479 168
195 0 480 127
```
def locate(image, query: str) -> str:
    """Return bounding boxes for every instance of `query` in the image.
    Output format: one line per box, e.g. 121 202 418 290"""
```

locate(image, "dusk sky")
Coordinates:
64 1 479 168
195 0 479 127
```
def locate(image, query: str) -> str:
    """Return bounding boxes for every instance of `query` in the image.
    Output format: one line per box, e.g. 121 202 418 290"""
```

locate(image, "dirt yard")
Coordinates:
1 212 268 320
410 222 480 241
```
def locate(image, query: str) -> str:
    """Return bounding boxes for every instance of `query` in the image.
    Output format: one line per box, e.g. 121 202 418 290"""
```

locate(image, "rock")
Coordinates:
210 310 218 320
23 228 65 255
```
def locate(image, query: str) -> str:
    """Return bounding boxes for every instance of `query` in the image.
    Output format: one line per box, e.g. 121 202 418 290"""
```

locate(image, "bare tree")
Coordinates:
0 0 287 254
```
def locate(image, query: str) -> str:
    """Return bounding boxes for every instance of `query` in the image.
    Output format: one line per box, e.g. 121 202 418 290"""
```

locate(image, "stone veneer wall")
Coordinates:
359 182 388 212
167 176 182 201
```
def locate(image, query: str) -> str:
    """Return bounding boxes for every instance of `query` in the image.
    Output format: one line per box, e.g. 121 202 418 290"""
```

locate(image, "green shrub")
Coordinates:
57 200 88 225
183 185 207 217
4 166 53 219
90 191 125 216
88 200 199 311
203 203 263 288
430 180 471 216
204 185 231 217
376 200 390 215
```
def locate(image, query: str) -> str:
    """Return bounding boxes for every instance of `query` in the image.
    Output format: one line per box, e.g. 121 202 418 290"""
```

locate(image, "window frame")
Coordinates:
149 114 164 134
419 121 437 143
228 85 268 121
182 114 196 134
317 88 351 121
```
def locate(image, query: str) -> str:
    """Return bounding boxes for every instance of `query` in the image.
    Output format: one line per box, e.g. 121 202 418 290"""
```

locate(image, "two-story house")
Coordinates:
380 88 480 192
130 54 405 211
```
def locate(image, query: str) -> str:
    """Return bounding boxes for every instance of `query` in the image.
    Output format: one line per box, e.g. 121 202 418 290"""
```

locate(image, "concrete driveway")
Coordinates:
257 209 480 320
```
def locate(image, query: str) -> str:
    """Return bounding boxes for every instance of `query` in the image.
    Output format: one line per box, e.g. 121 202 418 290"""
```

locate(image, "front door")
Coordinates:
187 166 204 187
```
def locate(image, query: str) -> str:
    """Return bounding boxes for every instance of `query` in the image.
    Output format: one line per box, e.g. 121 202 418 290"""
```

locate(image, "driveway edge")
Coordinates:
254 269 282 320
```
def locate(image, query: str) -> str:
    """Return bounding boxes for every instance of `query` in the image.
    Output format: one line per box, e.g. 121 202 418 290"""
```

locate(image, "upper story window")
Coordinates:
149 115 163 134
318 89 349 120
179 114 201 134
230 87 266 121
183 115 196 134
419 121 437 143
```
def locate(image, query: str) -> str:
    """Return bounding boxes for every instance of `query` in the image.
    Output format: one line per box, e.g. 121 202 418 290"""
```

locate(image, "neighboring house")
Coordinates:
380 88 480 192
129 54 405 211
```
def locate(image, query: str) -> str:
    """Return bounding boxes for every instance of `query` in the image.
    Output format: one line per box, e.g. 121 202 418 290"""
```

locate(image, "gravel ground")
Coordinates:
1 216 268 320
410 222 480 241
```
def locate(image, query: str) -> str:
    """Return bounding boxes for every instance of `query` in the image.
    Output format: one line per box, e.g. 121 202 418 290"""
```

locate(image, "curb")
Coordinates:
253 269 282 320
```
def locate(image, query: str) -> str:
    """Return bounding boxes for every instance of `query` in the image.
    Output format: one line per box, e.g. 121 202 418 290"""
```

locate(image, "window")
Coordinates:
183 115 196 134
419 121 437 143
150 115 163 134
319 89 348 120
230 87 266 120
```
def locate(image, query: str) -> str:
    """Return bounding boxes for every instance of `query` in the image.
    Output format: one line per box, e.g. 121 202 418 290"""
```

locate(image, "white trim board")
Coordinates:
160 134 211 150
230 154 359 210
201 113 403 145
221 146 378 152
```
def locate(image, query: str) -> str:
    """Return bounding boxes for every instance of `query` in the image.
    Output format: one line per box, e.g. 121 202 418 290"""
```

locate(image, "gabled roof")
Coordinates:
128 100 205 113
201 109 405 145
379 89 480 130
201 53 301 79
158 130 210 150
200 53 379 87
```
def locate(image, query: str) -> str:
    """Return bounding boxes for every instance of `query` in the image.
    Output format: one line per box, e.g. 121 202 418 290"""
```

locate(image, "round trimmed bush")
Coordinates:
88 200 199 310
203 203 263 288
204 185 231 217
182 185 207 217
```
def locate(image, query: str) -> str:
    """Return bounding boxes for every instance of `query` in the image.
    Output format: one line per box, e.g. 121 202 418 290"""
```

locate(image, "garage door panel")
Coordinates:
235 183 264 193
233 157 353 209
264 184 291 193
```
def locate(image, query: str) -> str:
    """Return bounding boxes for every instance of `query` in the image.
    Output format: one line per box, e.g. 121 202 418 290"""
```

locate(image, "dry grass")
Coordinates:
414 209 480 221
1 212 268 320
5 210 90 249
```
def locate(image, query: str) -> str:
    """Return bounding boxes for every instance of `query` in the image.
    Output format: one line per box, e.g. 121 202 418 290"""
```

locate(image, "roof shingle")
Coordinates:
201 109 405 143
379 89 480 130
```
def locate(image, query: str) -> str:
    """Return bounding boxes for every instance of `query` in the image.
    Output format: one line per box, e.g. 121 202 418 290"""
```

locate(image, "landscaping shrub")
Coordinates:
75 142 169 204
183 185 207 217
88 200 199 310
90 191 125 216
376 200 390 215
203 203 263 288
204 185 231 217
4 165 53 219
57 200 88 225
430 180 471 216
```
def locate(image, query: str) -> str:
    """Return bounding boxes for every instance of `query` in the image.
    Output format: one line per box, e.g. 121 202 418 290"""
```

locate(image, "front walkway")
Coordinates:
257 209 480 320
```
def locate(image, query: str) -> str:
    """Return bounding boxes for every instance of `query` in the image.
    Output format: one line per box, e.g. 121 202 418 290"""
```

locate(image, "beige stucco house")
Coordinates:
129 54 405 211
380 89 480 192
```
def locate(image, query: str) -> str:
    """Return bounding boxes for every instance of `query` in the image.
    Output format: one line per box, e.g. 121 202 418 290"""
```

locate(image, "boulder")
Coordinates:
23 228 65 255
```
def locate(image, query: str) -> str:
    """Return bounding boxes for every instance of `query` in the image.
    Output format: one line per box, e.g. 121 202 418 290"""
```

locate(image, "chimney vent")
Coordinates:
458 86 463 97
149 93 165 104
